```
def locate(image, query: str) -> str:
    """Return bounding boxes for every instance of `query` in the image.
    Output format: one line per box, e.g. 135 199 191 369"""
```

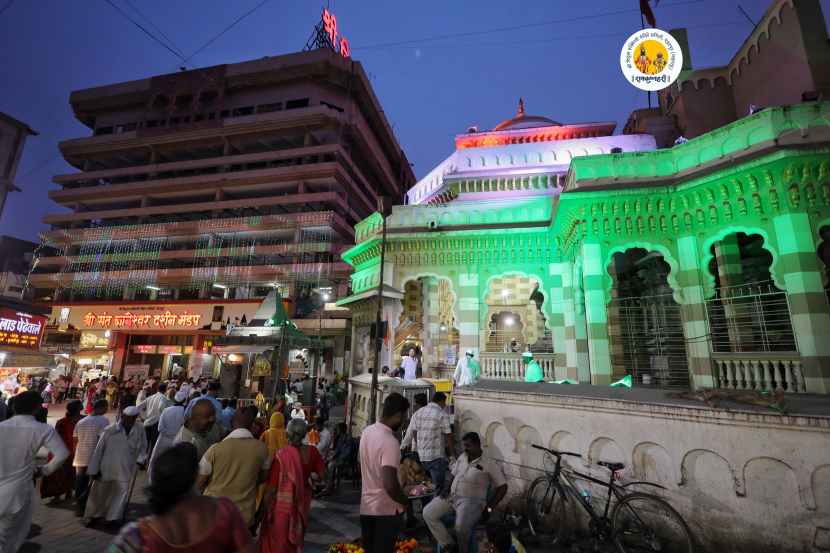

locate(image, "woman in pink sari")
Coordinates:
258 419 324 553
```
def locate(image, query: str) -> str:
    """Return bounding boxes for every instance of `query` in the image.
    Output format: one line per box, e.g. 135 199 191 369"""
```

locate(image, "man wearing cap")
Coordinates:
453 350 481 388
146 390 188 482
522 351 544 383
83 405 148 525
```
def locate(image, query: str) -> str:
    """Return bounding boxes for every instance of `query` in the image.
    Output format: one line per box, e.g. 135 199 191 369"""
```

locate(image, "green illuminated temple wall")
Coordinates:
340 102 830 392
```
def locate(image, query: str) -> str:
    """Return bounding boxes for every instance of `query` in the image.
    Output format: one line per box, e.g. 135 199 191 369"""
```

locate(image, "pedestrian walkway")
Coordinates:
21 470 362 552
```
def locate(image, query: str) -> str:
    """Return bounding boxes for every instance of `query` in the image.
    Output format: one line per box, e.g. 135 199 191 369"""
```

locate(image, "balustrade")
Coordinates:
712 354 805 393
480 353 556 381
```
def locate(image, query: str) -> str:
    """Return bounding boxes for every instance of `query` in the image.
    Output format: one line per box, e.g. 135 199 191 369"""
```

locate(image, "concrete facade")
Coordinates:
0 112 37 219
645 0 830 141
454 383 830 553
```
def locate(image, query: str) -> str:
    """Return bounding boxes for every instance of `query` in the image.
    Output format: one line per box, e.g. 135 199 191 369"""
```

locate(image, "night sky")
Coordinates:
1 0 828 242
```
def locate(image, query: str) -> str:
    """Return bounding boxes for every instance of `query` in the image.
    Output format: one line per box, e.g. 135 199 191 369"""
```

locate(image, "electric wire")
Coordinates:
0 0 14 17
179 0 271 67
122 0 185 59
103 0 185 61
353 0 705 51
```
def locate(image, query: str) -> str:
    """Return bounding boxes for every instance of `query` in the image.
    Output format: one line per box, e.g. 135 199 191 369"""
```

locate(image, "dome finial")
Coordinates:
517 97 525 117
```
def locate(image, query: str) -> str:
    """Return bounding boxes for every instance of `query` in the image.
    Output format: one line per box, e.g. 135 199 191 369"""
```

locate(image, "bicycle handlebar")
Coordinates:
531 444 582 458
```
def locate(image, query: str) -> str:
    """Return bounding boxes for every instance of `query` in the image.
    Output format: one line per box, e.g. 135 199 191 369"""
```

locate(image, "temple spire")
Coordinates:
517 97 525 117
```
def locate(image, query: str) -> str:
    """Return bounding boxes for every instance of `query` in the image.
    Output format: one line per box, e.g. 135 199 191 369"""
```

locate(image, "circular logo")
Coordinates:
620 28 683 91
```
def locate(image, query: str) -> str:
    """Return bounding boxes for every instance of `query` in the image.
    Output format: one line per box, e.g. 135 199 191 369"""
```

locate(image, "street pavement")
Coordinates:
21 472 364 553
21 403 364 553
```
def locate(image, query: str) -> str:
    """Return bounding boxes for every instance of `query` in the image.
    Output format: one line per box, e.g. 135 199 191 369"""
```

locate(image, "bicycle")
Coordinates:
525 444 694 553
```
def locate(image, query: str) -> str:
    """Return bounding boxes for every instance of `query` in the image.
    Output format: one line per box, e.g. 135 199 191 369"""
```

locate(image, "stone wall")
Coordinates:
454 387 830 552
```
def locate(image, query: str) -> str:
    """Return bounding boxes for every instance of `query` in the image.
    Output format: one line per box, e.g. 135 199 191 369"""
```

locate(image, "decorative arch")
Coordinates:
743 456 807 510
699 225 783 296
603 241 681 303
632 441 675 486
680 448 741 495
587 436 626 465
397 270 461 325
481 271 551 324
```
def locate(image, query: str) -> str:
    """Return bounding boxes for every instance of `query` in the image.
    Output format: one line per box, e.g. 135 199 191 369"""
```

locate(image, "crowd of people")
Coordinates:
0 370 358 553
0 363 506 553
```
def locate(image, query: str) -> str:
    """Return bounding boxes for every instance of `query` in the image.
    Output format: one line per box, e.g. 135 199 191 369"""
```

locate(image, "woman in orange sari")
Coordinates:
258 419 324 553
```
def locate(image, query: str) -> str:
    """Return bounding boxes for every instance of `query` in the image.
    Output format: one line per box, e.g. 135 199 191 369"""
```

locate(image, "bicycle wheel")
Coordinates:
611 492 695 553
525 476 568 543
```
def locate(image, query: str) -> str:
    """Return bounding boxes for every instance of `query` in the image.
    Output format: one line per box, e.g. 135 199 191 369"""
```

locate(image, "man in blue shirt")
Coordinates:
220 398 237 429
184 381 223 422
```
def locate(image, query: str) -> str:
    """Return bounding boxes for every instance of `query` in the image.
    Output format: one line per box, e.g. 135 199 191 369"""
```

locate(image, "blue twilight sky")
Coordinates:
1 0 828 242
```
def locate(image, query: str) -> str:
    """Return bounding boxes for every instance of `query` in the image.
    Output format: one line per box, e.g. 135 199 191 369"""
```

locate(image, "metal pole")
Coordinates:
368 200 388 425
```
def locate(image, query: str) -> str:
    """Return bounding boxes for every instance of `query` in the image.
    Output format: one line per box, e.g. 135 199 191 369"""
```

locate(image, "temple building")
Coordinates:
340 97 830 394
31 49 414 380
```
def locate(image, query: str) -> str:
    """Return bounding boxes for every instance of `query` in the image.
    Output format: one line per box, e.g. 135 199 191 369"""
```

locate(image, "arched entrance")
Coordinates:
396 276 459 376
484 275 551 353
705 232 796 353
608 248 689 387
704 232 801 391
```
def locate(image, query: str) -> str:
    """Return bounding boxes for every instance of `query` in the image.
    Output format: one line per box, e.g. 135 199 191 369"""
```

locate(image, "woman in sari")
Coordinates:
256 412 289 509
258 419 325 553
41 400 83 501
108 443 255 553
260 412 288 458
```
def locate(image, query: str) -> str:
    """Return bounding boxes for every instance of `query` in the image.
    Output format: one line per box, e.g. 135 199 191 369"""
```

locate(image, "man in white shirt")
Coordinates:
290 402 306 421
83 405 148 525
0 391 69 553
138 382 172 452
424 432 508 553
147 390 187 482
400 348 419 381
73 398 110 514
453 350 480 388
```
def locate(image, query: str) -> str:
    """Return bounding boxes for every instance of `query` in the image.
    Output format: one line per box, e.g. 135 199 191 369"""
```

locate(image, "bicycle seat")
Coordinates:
598 461 625 472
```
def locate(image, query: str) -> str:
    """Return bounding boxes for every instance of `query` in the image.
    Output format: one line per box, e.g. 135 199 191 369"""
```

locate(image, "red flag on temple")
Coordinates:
640 0 658 28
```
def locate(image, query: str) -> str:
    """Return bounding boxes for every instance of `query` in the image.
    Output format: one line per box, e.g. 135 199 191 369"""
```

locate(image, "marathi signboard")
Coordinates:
0 308 46 351
52 301 260 333
123 364 150 380
83 310 202 329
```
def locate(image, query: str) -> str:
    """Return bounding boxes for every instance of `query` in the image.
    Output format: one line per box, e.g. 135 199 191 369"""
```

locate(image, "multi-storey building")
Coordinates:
0 112 37 219
32 49 414 379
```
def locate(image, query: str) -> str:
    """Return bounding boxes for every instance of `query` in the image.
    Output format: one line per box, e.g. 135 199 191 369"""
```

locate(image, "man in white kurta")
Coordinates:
400 348 419 381
453 350 480 387
83 405 148 524
147 391 187 483
0 391 69 553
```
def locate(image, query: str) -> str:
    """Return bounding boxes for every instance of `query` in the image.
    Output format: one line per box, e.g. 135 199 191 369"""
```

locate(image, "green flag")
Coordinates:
610 374 633 388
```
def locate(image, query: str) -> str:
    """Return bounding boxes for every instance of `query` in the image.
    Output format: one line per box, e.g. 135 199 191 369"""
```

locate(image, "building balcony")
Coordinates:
28 260 353 288
41 211 350 246
35 241 343 268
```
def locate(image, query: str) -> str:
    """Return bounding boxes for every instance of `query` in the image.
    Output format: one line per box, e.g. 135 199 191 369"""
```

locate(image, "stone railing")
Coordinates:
480 352 556 381
712 353 805 393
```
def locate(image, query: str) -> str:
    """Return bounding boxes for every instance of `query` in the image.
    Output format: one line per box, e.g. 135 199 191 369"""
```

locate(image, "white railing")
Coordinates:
712 354 805 393
480 353 556 381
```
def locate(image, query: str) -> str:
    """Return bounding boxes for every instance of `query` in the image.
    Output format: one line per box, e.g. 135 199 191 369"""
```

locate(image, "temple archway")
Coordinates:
607 248 689 387
396 276 459 377
705 232 796 353
483 274 551 353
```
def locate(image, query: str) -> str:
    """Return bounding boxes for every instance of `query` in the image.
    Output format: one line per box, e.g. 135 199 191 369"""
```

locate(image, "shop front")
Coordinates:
47 299 261 380
0 307 51 396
